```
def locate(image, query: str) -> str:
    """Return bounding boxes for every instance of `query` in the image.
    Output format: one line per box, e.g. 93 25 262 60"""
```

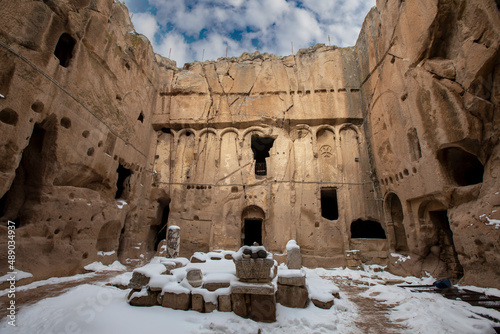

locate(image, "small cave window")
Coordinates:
137 111 144 123
243 219 262 246
321 187 339 220
251 136 274 176
115 163 132 199
161 127 171 134
437 147 484 186
54 33 76 68
351 219 386 239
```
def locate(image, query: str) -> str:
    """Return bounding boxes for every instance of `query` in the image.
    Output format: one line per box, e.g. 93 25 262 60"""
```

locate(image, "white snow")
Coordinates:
168 225 180 230
0 270 33 284
286 239 300 251
1 256 499 333
133 263 167 277
84 261 127 272
485 217 500 229
97 250 116 256
390 253 411 263
116 199 127 209
0 93 4 99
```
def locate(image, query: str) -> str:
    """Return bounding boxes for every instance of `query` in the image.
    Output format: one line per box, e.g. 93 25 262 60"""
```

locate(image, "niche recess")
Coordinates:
437 147 484 186
54 33 76 67
251 136 274 176
351 219 386 239
115 163 132 199
151 202 170 251
321 187 339 220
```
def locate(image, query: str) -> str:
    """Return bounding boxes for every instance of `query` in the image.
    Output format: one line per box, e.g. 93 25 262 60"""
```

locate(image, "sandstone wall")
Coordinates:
0 0 162 279
357 0 500 286
151 48 384 268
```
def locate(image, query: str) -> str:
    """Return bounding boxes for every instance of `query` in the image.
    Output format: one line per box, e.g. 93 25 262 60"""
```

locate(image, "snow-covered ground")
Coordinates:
1 260 499 334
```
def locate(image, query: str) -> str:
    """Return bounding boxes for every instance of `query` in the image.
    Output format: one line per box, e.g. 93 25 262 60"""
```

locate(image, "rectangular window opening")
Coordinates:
321 187 339 220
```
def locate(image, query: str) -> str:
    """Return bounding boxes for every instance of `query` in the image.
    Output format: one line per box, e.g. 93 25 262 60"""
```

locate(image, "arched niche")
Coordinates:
437 147 484 186
96 221 123 252
316 128 338 181
418 201 463 278
241 205 266 246
350 219 386 239
385 193 409 252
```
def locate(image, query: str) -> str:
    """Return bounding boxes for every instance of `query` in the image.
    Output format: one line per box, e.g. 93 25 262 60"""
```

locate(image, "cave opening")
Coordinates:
115 164 132 199
137 111 144 123
429 210 463 278
321 187 339 220
0 123 48 228
351 219 386 239
437 147 484 186
54 33 76 67
388 193 409 252
251 136 274 176
243 218 262 246
153 204 170 251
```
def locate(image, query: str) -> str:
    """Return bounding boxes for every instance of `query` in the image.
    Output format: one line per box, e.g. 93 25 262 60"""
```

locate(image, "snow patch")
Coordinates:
390 253 411 263
0 270 33 284
97 250 115 256
116 199 127 209
286 239 300 251
84 261 126 272
485 217 500 229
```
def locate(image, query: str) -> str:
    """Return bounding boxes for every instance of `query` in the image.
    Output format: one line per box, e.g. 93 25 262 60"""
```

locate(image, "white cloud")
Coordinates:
127 0 376 66
130 12 159 42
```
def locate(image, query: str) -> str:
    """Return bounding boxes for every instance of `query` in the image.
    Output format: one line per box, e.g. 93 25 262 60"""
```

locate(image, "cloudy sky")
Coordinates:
123 0 376 67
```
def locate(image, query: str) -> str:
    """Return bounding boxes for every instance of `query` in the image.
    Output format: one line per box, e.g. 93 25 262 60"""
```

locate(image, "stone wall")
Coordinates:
0 0 499 288
0 0 164 279
356 0 500 286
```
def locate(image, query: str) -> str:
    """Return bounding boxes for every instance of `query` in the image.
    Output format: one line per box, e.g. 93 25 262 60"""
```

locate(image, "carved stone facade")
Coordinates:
0 0 499 288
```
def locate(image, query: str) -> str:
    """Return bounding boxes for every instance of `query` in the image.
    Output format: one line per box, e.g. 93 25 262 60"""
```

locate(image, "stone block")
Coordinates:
276 284 308 308
277 275 306 287
231 284 275 295
128 289 159 307
231 293 249 318
218 294 232 312
204 301 217 313
161 292 191 310
234 258 275 283
250 294 276 323
128 271 150 290
203 282 230 291
186 268 203 287
286 242 301 269
311 298 334 309
166 226 180 258
191 293 204 312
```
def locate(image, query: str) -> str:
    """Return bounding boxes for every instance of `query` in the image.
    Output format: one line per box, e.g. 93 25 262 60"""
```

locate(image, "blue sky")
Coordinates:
123 0 376 67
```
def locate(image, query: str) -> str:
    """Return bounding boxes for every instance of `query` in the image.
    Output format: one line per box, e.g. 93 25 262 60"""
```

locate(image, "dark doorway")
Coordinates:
54 33 76 67
437 147 484 186
388 194 409 252
153 205 170 251
0 122 50 228
429 210 463 278
251 136 274 176
115 164 132 199
351 219 386 239
321 187 339 220
243 219 262 246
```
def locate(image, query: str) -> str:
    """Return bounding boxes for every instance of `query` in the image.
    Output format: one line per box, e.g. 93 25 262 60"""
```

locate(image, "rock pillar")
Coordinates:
166 225 180 258
286 240 301 269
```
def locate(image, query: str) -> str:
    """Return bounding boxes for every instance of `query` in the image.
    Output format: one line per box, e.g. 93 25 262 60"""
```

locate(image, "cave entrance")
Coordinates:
241 205 265 246
0 120 53 228
386 193 408 252
54 33 76 67
429 210 463 278
437 147 484 186
351 219 387 239
251 136 274 176
243 219 262 246
321 187 339 220
153 204 170 251
115 164 132 199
